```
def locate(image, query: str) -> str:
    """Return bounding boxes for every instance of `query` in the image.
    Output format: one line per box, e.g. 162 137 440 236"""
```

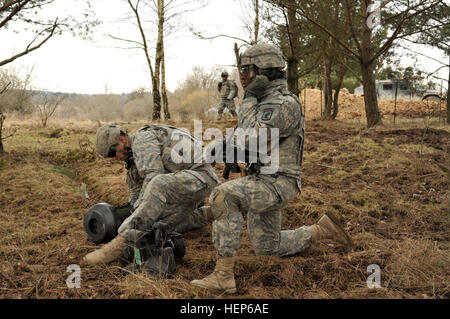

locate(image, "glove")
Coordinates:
222 163 241 179
115 202 135 214
244 75 269 100
218 82 223 91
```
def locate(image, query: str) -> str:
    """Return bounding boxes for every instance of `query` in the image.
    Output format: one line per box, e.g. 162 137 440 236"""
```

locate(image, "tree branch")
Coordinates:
0 82 11 95
0 0 23 12
344 0 362 54
0 20 58 67
189 27 252 45
127 0 155 80
288 2 362 61
107 34 144 47
398 43 448 66
0 0 32 29
371 0 444 63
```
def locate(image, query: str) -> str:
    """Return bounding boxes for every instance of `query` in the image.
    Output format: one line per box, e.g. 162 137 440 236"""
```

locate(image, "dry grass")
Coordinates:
0 113 449 299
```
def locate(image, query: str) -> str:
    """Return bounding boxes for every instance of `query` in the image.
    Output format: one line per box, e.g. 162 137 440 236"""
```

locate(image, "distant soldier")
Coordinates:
82 124 219 265
191 43 353 294
217 71 238 119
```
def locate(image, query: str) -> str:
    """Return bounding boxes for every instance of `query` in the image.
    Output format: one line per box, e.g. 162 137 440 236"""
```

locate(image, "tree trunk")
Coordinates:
331 61 345 120
0 113 4 154
332 87 340 120
152 0 164 121
151 79 162 120
286 2 300 96
361 61 382 127
161 37 170 120
287 58 299 96
361 0 382 127
447 55 449 125
254 0 259 44
323 57 333 119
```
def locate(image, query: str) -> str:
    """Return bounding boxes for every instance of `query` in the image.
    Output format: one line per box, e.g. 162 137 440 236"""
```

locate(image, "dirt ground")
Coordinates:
0 105 449 298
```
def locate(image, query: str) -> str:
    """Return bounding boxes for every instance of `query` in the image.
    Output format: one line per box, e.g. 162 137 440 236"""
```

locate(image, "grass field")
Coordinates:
0 116 449 299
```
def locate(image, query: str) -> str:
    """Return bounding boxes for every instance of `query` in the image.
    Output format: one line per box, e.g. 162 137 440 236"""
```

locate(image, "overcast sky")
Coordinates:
1 0 448 95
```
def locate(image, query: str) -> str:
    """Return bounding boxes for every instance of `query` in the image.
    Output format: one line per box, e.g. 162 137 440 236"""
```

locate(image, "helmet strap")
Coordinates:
248 66 259 83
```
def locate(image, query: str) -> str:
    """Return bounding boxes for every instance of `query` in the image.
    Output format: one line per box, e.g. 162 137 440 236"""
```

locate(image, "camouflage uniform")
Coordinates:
217 80 238 118
117 124 219 241
210 78 310 258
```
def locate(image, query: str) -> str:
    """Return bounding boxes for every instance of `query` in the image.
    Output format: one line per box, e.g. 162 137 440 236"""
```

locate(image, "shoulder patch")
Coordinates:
261 108 274 121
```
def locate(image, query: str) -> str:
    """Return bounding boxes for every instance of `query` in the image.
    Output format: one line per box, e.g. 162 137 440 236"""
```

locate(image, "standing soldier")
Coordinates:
217 71 238 120
82 124 219 265
191 43 353 294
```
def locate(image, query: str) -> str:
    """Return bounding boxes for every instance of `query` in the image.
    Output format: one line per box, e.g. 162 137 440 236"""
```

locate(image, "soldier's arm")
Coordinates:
227 81 237 100
132 130 166 208
126 165 143 207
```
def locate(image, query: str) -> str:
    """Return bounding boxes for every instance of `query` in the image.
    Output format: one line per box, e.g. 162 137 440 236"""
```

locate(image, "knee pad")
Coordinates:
209 188 229 220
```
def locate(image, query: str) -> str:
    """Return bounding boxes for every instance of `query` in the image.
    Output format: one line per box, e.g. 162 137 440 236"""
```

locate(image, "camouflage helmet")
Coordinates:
239 42 285 69
95 124 121 158
221 71 229 77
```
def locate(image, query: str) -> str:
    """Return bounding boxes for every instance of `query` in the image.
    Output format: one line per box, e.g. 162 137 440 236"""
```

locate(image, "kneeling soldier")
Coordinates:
191 43 353 294
83 124 219 265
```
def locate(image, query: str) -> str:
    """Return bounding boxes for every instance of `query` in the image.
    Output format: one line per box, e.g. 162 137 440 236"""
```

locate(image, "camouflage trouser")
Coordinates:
118 168 218 241
217 99 237 117
210 174 312 258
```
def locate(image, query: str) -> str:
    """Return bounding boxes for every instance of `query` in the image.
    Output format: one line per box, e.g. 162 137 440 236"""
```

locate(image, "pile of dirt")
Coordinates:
301 88 445 120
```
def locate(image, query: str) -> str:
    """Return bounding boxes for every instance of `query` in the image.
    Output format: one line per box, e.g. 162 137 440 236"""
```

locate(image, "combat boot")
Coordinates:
82 235 126 265
190 257 236 294
309 211 354 249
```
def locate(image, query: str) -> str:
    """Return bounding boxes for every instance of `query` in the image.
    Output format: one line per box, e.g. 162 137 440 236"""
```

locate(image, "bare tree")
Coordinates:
117 0 162 120
36 93 66 128
114 0 206 120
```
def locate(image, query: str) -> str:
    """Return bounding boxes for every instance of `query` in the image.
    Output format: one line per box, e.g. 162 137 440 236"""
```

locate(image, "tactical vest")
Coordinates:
256 84 305 178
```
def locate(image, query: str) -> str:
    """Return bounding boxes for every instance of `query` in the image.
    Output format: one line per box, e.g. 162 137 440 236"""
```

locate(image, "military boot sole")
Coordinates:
325 211 354 250
190 279 237 294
